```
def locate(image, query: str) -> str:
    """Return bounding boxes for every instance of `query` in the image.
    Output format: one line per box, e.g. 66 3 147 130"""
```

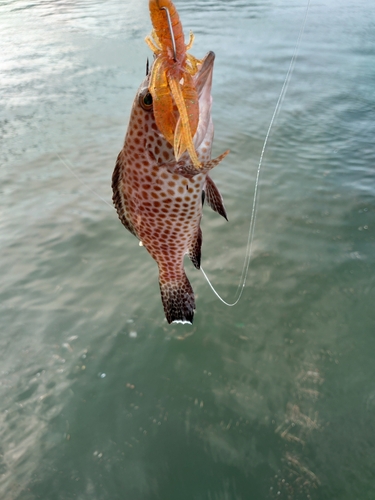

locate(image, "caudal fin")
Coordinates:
159 272 195 324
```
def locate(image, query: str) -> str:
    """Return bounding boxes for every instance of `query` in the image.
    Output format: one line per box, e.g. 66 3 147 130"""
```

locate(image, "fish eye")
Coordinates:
139 90 153 111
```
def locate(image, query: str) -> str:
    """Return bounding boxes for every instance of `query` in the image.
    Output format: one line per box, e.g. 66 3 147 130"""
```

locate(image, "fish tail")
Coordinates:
159 271 195 324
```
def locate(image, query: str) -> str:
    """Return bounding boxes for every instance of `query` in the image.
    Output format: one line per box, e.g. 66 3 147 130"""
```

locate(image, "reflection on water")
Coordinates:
1 0 375 499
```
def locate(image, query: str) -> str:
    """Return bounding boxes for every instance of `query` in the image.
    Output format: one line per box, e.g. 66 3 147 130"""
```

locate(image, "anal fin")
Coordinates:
188 226 202 269
205 175 228 221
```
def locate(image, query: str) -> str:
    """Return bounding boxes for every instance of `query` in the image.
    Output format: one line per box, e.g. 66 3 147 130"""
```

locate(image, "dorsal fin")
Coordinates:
112 151 138 237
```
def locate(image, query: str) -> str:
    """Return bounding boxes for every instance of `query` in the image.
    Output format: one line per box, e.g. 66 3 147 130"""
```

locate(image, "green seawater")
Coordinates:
1 1 375 498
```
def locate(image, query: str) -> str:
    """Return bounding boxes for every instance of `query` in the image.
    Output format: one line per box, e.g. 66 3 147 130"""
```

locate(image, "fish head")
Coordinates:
127 51 216 166
128 71 178 165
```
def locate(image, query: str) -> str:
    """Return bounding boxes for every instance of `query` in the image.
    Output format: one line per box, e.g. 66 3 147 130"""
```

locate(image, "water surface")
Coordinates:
1 0 375 499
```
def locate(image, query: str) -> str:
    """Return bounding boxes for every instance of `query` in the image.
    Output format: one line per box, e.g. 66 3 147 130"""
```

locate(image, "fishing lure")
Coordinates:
112 0 229 323
146 0 204 168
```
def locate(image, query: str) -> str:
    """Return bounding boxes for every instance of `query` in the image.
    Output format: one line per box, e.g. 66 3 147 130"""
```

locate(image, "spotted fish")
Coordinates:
112 5 228 324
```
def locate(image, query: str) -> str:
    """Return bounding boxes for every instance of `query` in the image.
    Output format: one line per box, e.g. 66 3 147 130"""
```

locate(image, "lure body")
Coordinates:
146 0 203 168
112 1 228 324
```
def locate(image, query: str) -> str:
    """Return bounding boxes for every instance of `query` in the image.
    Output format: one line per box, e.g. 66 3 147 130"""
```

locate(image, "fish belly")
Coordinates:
126 158 204 263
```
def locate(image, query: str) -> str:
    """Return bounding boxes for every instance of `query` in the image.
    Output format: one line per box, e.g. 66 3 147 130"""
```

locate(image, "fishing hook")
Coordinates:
160 5 177 61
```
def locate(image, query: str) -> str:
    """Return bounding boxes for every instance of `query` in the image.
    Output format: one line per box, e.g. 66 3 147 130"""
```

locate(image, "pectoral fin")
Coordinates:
204 175 228 221
162 149 230 179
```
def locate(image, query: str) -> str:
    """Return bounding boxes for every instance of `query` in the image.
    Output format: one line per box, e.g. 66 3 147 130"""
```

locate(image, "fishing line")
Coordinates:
32 120 114 211
200 0 311 307
55 153 114 210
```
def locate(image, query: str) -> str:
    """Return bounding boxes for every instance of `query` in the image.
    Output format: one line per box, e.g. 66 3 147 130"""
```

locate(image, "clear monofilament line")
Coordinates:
201 0 311 307
56 153 114 210
32 119 115 212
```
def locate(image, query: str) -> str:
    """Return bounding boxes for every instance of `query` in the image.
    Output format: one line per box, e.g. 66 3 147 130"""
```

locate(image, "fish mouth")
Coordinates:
194 51 215 97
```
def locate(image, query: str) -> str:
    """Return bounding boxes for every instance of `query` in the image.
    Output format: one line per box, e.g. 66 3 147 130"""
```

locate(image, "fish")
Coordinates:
112 0 229 324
